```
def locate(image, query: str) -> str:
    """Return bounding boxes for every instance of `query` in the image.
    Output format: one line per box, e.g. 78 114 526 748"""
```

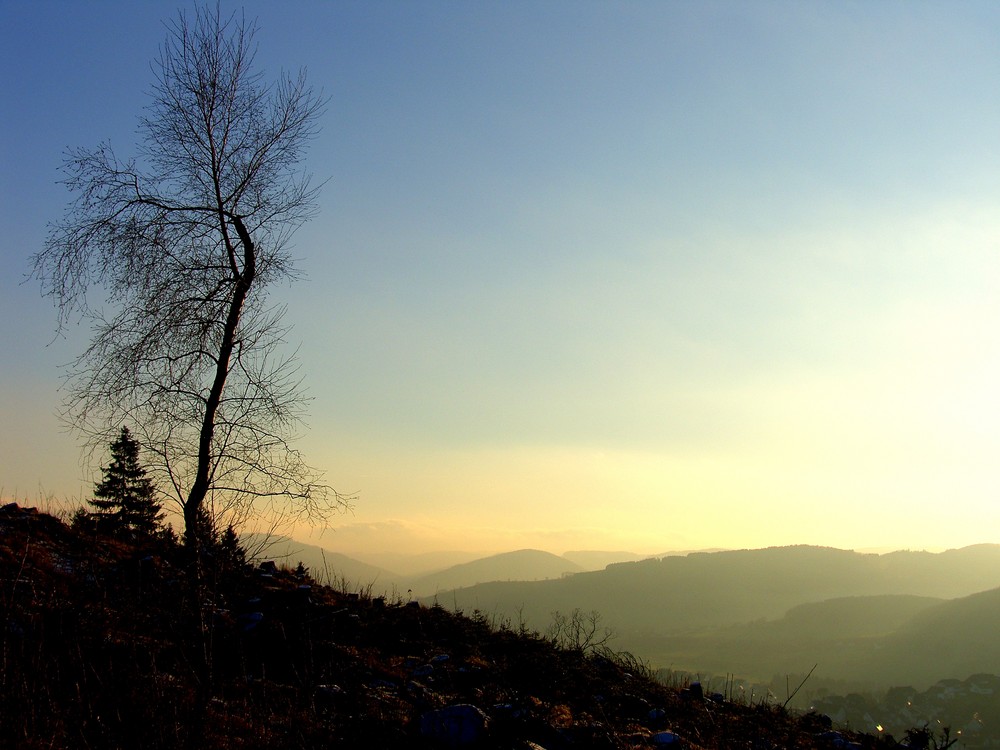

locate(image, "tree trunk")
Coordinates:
184 215 256 553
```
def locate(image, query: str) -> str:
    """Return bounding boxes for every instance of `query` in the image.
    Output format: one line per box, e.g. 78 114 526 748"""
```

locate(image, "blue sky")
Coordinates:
4 2 1000 555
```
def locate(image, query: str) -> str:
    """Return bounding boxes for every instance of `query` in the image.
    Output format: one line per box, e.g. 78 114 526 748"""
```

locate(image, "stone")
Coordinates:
652 730 682 745
420 703 488 746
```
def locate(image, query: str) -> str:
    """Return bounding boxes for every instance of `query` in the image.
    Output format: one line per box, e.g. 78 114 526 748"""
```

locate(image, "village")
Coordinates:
811 674 1000 748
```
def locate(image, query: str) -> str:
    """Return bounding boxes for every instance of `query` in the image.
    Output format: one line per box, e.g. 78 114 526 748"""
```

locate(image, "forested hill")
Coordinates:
424 543 1000 636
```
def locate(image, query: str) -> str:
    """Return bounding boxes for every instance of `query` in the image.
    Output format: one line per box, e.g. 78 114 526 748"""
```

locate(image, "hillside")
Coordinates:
635 594 948 689
423 544 1000 638
868 586 1000 685
771 595 944 640
245 533 404 591
1 503 910 750
413 544 1000 703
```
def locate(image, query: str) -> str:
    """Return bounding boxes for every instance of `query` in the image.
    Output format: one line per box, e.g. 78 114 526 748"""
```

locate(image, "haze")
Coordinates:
3 2 1000 557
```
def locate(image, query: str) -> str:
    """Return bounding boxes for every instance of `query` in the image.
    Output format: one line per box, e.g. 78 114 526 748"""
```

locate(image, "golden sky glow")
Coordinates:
4 2 1000 556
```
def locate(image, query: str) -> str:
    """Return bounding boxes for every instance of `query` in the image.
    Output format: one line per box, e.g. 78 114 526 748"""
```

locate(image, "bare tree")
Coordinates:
546 609 616 654
33 5 349 548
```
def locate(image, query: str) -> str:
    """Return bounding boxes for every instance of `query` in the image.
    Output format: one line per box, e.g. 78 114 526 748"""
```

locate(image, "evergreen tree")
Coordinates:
182 504 217 552
218 525 247 570
87 427 164 539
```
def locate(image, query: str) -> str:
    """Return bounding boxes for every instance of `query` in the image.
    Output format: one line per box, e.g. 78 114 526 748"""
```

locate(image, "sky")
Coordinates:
4 1 1000 558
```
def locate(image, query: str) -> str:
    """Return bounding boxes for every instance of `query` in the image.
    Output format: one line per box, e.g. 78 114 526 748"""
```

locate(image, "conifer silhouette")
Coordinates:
87 427 163 539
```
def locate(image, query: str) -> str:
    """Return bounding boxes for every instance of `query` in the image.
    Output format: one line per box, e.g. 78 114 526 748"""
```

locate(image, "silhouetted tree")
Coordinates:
183 504 218 554
32 5 351 551
83 426 164 540
218 525 248 570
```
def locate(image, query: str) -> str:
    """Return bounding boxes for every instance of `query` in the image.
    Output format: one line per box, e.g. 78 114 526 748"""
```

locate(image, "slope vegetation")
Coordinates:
2 504 900 749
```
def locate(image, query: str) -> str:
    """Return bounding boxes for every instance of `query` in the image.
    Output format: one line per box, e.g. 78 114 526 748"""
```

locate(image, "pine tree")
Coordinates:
218 525 247 569
87 427 163 539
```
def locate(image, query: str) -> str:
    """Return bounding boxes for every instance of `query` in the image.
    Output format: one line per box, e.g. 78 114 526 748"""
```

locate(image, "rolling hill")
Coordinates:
249 537 591 596
417 544 1000 693
869 585 1000 685
411 548 583 595
642 586 1000 692
633 594 946 688
420 544 1000 635
245 534 404 592
247 537 1000 693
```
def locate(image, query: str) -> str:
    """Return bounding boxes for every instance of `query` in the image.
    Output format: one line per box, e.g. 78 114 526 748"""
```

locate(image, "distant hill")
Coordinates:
419 544 1000 659
349 549 484 577
868 585 1000 686
645 586 1000 692
247 538 1000 694
634 594 945 688
561 548 735 571
413 549 584 595
770 594 944 640
561 550 651 570
655 547 730 558
248 538 590 597
246 534 404 593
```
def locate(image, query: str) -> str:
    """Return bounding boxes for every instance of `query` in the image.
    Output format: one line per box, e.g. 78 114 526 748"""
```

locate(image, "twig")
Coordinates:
783 664 818 709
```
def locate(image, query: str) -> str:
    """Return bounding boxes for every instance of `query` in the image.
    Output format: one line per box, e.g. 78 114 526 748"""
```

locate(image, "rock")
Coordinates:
681 681 703 701
420 704 488 746
236 612 264 632
652 730 682 745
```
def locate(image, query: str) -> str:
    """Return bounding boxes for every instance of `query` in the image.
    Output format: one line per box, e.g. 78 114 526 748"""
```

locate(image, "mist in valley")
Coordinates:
256 537 1000 702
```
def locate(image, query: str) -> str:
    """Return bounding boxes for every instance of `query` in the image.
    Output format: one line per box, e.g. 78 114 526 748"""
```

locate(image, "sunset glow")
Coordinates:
4 2 1000 557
